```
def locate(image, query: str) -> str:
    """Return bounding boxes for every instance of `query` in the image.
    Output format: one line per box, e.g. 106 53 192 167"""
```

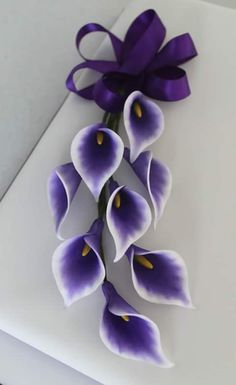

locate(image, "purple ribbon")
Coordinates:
66 9 198 112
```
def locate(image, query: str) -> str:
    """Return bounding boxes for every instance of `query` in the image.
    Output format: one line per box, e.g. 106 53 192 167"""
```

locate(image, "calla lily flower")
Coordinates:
124 148 172 228
126 245 192 308
100 281 172 367
71 123 124 201
52 219 105 306
47 162 81 239
106 181 152 262
124 91 164 162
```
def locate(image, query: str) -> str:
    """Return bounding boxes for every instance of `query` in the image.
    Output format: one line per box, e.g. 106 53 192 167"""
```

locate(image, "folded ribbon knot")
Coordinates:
66 9 198 112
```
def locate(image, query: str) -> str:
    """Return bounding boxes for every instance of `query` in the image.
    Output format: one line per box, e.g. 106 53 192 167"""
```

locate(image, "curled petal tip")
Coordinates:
56 232 64 242
113 255 122 263
184 298 195 310
161 360 175 369
63 297 73 308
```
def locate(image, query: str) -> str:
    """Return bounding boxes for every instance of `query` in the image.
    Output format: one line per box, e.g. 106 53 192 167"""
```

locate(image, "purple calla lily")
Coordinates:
100 281 172 367
47 162 81 239
46 7 197 368
71 123 124 201
123 91 164 162
52 219 105 306
106 181 152 262
126 245 192 308
124 148 172 228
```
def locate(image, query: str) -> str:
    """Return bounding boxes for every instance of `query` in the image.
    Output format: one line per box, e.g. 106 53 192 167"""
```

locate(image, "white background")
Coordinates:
0 1 235 385
0 0 236 199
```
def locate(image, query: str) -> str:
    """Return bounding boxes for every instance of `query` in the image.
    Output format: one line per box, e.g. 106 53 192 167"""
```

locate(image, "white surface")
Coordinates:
207 0 236 7
0 0 129 199
0 330 100 385
0 0 234 201
1 1 236 385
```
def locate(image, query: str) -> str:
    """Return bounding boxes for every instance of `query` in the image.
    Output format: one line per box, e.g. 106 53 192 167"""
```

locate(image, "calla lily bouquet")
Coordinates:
48 10 197 367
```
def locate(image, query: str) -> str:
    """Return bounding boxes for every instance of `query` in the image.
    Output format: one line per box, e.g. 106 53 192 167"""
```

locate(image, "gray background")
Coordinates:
0 0 235 200
0 1 235 385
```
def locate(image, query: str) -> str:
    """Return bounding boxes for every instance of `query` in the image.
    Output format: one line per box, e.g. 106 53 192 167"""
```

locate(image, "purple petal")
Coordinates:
71 123 124 201
124 149 172 227
100 281 172 367
52 219 105 306
47 163 81 240
106 185 151 262
124 91 164 162
127 245 192 308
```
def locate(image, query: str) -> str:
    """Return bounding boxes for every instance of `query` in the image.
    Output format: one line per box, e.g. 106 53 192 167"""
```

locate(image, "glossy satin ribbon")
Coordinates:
66 9 198 112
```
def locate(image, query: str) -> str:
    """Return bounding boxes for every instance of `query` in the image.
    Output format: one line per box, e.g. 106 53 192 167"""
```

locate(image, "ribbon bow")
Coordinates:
66 9 198 112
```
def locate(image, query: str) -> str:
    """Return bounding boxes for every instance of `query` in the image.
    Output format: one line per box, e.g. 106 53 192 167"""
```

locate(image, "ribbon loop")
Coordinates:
144 67 191 101
148 33 198 71
66 60 119 98
66 10 197 111
76 23 123 62
120 9 166 75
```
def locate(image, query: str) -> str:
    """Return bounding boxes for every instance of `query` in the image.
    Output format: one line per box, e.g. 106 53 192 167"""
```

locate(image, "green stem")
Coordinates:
98 185 107 219
97 186 107 276
102 111 110 125
98 111 121 278
103 112 121 132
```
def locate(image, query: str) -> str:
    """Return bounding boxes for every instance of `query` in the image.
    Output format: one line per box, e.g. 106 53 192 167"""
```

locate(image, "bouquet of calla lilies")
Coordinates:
48 9 197 367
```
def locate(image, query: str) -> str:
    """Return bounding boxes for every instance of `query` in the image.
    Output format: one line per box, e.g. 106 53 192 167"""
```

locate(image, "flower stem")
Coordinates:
98 185 107 219
102 111 110 125
97 186 107 278
98 111 121 279
103 111 121 133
